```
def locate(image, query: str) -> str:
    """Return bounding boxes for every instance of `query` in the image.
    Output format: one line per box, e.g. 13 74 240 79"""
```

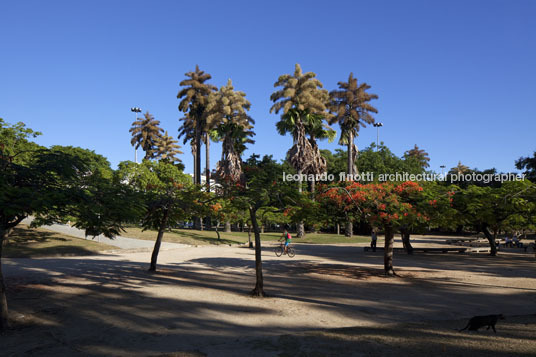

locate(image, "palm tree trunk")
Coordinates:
384 225 396 276
345 133 354 237
204 134 211 230
149 209 170 271
347 131 353 177
194 128 203 230
0 229 9 331
297 169 305 238
249 207 265 296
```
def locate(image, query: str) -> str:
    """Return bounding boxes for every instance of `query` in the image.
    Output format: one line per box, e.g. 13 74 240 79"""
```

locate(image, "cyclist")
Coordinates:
279 226 292 254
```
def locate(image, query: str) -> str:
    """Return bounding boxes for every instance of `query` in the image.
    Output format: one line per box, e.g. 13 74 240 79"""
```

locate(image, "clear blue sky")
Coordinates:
1 0 535 174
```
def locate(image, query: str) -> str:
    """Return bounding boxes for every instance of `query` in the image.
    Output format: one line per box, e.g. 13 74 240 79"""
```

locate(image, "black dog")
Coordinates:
459 314 505 333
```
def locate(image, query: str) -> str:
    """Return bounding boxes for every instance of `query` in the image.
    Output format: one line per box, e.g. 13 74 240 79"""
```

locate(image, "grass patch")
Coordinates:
3 224 116 258
122 227 370 245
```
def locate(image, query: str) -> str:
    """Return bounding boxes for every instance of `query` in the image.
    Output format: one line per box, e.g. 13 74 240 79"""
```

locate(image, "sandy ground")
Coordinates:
1 235 536 356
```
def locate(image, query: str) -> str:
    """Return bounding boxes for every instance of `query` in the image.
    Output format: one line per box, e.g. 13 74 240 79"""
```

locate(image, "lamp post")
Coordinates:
130 107 142 163
440 165 446 176
373 122 383 151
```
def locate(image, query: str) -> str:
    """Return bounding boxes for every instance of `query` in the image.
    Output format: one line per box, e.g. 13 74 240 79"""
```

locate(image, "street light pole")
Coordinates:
373 122 383 151
440 165 446 176
130 107 142 163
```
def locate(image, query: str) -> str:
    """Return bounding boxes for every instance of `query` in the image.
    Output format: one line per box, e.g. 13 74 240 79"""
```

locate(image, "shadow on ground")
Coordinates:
2 242 535 356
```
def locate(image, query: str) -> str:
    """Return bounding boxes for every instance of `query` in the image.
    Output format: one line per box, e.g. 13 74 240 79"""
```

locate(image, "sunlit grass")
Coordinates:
122 227 370 245
3 224 116 258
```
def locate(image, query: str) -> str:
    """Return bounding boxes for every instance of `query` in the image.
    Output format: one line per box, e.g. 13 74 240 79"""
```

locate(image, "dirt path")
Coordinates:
2 242 535 356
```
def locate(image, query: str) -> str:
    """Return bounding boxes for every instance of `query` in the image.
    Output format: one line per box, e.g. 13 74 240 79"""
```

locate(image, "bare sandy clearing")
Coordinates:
2 240 535 356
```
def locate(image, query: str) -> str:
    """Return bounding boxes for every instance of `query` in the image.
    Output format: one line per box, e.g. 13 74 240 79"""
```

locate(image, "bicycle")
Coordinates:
275 243 295 258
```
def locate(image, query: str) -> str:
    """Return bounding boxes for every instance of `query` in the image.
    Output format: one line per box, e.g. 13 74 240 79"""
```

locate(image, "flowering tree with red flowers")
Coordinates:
395 182 459 254
318 181 432 275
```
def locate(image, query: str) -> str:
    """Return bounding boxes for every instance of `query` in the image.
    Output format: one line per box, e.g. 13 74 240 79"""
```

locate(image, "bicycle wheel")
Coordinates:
275 245 283 257
287 247 295 258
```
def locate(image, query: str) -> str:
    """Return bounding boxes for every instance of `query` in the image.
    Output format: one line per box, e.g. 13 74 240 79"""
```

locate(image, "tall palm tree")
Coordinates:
329 73 378 177
270 64 332 237
404 144 430 168
329 73 378 237
177 65 217 187
156 131 183 164
178 113 197 177
129 111 164 160
277 108 335 193
206 79 254 184
450 161 470 175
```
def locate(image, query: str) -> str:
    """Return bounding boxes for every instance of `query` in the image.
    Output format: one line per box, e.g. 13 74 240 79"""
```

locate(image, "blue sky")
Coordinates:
1 0 535 174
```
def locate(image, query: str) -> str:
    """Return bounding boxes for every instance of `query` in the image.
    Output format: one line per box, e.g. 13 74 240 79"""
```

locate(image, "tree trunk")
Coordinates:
149 209 170 271
297 169 305 238
345 133 355 239
345 220 353 238
261 225 265 234
249 207 265 296
400 226 413 254
194 125 202 231
0 229 10 331
205 133 210 192
347 131 353 178
384 225 396 276
248 226 253 248
225 221 231 233
336 223 340 235
482 224 498 256
204 134 211 230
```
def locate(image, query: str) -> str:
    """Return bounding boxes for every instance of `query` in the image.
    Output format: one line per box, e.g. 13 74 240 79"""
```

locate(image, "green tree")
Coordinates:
270 64 332 237
0 118 43 165
129 111 164 160
115 160 210 271
229 154 298 296
1 121 138 331
455 181 536 256
516 151 536 182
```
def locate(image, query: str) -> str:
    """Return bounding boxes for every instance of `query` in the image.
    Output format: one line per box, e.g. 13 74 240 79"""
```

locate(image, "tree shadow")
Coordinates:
2 245 536 355
3 226 103 258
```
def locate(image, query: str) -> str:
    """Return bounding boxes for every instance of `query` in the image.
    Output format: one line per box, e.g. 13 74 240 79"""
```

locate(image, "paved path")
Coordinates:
21 217 188 250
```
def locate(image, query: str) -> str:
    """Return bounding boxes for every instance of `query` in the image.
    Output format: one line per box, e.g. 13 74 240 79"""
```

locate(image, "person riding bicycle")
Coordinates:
279 226 292 254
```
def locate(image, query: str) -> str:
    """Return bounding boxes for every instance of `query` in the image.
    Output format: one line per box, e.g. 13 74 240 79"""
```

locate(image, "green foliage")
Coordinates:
454 180 536 235
516 151 536 182
115 160 208 231
355 143 425 178
0 118 43 165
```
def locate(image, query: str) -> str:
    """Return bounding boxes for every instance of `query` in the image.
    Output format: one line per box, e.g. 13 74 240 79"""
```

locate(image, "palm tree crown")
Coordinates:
129 111 164 160
157 131 183 164
329 73 378 176
404 144 430 168
206 79 254 183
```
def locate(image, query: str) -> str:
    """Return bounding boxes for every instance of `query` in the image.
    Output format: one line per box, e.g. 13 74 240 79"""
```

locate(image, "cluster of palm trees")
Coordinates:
271 64 379 237
130 64 380 237
129 112 183 164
